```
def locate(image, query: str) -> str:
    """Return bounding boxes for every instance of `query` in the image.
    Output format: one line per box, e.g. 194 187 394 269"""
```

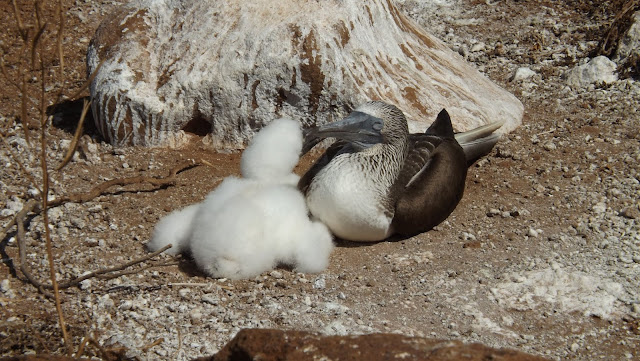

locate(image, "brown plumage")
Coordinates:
390 110 467 236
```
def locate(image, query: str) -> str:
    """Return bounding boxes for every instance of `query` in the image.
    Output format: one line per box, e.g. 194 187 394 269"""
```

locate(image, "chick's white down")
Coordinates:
148 118 334 279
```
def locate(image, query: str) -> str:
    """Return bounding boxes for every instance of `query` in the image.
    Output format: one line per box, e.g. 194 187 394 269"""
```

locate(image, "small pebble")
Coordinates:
79 279 92 290
511 67 536 81
202 293 218 305
619 207 640 219
592 202 607 214
85 238 100 247
313 277 326 289
527 228 542 238
178 288 191 299
0 279 10 293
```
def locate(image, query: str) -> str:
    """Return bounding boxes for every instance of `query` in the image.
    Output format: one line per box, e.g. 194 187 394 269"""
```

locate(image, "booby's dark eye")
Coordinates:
372 121 383 131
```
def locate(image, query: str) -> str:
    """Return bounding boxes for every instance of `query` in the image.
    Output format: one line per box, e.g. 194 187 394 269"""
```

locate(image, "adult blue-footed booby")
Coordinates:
299 101 501 242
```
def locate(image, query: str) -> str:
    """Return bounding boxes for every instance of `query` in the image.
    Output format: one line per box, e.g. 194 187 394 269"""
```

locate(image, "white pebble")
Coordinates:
570 343 580 352
313 277 326 289
0 279 10 293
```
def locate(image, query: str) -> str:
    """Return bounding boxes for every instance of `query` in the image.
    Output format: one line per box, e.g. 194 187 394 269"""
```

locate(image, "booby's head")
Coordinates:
303 101 409 153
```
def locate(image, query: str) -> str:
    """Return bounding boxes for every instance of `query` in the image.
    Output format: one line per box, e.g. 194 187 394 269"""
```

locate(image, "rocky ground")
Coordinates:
1 0 639 360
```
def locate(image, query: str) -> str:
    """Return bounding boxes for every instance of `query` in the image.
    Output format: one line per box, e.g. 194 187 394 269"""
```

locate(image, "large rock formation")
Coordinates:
88 0 523 148
199 329 551 361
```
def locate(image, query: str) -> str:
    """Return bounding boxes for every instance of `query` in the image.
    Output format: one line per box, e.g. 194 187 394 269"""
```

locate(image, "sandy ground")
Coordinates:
1 0 639 360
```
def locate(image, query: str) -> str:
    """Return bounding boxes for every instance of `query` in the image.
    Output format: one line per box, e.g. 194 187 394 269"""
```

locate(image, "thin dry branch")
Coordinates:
141 338 164 352
16 230 175 291
1 161 200 243
56 0 65 77
11 0 28 42
56 99 91 170
598 0 640 56
31 23 47 71
14 199 55 299
54 244 174 289
4 161 200 296
94 260 180 281
171 327 183 360
49 160 201 207
74 335 90 358
68 59 105 101
38 113 71 353
21 73 31 144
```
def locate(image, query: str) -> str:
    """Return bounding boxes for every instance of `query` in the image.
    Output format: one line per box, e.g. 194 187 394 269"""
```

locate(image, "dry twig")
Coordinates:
171 327 183 360
54 244 173 289
67 59 105 101
56 98 91 170
0 161 200 243
141 338 165 352
74 335 90 358
49 160 200 206
4 161 199 295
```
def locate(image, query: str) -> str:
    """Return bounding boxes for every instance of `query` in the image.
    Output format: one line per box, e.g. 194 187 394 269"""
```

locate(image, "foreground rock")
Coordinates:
199 329 551 361
88 0 523 148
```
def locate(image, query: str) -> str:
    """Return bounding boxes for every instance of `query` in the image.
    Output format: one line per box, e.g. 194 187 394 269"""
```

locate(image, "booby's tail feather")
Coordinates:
454 120 504 166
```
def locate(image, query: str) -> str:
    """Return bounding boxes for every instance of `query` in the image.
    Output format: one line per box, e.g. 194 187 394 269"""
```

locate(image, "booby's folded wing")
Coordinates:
396 134 442 189
395 108 453 189
390 109 467 236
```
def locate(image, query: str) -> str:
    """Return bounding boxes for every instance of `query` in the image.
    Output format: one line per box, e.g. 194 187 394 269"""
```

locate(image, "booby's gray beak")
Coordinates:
302 111 384 153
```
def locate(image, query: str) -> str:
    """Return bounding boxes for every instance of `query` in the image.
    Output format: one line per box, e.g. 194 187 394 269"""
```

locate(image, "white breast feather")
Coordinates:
307 154 393 241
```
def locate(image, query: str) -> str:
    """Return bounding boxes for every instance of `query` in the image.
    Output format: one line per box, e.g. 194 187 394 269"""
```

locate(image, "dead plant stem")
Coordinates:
41 120 72 354
56 99 90 170
34 0 71 350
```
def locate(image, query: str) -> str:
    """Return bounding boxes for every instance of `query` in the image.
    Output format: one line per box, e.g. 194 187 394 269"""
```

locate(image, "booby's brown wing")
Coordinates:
391 109 468 237
298 140 350 196
391 134 467 236
395 134 441 189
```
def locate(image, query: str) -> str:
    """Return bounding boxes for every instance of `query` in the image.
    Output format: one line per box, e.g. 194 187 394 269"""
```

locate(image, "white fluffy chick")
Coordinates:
148 118 334 279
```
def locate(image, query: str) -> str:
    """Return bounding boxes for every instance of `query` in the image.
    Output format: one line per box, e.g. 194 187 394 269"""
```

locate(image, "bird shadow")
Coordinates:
0 230 18 279
175 253 209 278
47 97 102 139
174 253 300 278
334 234 414 248
0 213 39 279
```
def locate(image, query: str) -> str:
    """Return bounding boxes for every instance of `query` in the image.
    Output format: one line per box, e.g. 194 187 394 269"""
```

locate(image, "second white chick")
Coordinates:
148 118 334 279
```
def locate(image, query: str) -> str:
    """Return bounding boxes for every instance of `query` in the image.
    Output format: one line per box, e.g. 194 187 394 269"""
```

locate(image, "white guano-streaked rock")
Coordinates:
566 56 619 88
615 11 640 64
87 0 523 148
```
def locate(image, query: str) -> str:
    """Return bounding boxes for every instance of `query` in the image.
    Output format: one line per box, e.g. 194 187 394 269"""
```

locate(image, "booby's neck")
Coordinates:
349 136 409 188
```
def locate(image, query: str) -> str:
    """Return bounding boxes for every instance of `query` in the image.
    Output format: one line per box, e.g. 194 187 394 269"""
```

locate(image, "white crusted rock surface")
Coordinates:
566 55 619 88
87 0 523 148
614 11 640 65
